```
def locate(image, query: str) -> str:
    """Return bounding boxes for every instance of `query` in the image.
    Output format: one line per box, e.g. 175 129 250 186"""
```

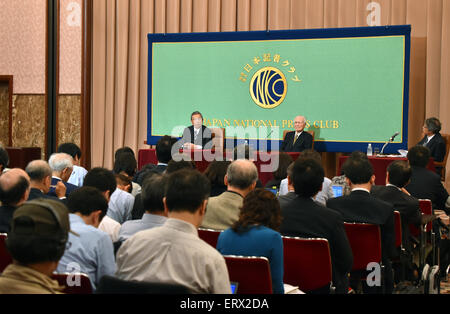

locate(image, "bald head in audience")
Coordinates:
0 168 30 207
26 160 57 195
225 159 258 197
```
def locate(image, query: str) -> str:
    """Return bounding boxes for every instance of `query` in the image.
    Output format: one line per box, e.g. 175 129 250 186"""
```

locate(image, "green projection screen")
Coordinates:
147 26 411 153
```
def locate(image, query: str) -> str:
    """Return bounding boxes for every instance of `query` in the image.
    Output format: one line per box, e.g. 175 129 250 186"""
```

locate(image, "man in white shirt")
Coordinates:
83 167 121 243
57 143 88 187
116 169 231 294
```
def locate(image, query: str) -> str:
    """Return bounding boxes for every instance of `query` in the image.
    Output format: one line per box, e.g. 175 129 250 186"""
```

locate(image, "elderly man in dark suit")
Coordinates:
0 168 30 233
280 158 353 294
47 153 79 198
280 115 313 152
25 160 66 201
327 153 396 294
179 111 212 150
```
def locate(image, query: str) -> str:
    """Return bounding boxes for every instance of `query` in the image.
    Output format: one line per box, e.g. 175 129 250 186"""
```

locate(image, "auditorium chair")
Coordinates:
198 227 222 248
0 233 13 273
344 222 384 293
409 199 436 270
434 133 449 181
223 255 273 294
282 130 315 150
96 275 192 294
282 236 333 293
52 272 93 294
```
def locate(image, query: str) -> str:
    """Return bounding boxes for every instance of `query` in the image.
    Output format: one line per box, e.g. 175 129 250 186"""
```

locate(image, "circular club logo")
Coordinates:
249 66 287 109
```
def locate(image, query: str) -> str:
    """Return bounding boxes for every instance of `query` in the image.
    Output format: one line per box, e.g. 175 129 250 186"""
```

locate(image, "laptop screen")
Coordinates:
265 187 278 196
332 185 344 198
230 282 239 294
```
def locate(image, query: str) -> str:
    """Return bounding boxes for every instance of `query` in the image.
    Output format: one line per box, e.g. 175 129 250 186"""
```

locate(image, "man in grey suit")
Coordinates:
201 159 258 230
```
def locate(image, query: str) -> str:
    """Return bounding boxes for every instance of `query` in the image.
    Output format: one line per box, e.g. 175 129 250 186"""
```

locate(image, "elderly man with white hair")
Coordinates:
280 115 313 152
47 153 79 198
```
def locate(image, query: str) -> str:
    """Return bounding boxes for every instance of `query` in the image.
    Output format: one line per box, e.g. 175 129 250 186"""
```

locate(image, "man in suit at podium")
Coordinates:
179 111 212 150
281 115 313 152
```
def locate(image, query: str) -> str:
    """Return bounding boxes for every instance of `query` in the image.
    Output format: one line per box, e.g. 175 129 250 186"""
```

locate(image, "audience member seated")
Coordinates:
280 158 353 294
106 177 135 225
118 174 168 242
57 187 116 290
116 169 231 293
406 145 450 212
204 160 231 197
47 153 79 198
277 163 296 206
155 135 178 173
0 145 9 174
0 199 70 294
264 152 293 191
0 168 30 233
115 173 132 194
201 159 258 230
327 153 396 294
114 151 140 197
371 160 421 255
165 158 196 174
217 188 284 294
130 169 161 220
279 149 333 205
83 167 121 242
57 142 88 187
26 160 66 201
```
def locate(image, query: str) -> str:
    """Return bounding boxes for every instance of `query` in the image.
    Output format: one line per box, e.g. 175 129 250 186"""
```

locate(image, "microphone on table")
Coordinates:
380 131 400 155
265 130 274 139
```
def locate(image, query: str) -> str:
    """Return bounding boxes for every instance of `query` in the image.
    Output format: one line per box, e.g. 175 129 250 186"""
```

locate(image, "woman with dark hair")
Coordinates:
204 160 231 197
216 188 284 294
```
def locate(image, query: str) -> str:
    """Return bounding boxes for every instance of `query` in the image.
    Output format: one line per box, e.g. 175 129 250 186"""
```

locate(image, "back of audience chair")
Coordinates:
52 272 93 294
198 228 222 248
344 223 382 271
96 275 192 294
282 236 332 293
223 255 273 294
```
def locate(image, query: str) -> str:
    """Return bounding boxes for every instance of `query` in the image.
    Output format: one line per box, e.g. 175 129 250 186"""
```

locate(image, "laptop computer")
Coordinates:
331 185 344 198
230 281 239 294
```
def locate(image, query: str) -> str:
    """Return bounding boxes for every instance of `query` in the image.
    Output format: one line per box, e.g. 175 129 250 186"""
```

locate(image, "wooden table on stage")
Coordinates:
337 155 436 186
138 149 301 186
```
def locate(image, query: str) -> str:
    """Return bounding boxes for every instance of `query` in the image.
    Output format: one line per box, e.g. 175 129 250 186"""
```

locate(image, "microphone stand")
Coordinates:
380 140 391 155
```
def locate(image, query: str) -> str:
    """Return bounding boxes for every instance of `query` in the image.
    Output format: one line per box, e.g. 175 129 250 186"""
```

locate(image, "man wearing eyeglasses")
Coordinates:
179 111 213 150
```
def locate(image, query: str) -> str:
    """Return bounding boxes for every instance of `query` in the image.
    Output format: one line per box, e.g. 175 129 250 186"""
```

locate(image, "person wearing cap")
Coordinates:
0 199 71 294
0 168 30 233
56 186 116 290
